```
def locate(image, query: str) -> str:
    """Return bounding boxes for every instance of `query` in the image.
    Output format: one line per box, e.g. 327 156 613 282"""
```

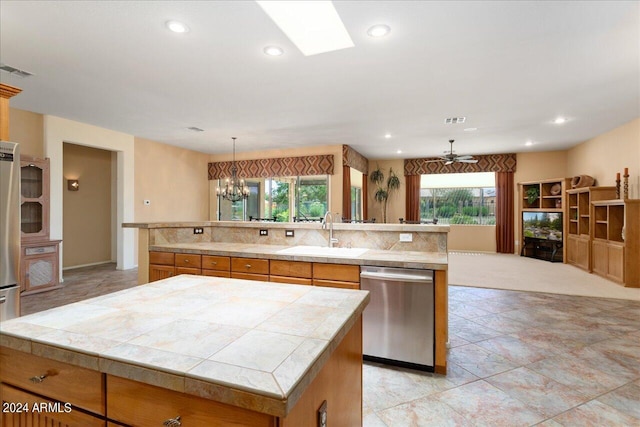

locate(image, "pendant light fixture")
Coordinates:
216 137 249 202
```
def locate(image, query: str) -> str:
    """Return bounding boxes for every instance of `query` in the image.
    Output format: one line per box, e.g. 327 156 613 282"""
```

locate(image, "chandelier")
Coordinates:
216 137 249 202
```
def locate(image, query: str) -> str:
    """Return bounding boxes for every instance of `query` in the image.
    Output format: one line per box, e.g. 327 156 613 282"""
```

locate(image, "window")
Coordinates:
218 175 328 221
420 172 496 225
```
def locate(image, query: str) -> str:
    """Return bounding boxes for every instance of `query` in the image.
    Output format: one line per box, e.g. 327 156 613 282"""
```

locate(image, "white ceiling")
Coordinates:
1 1 638 159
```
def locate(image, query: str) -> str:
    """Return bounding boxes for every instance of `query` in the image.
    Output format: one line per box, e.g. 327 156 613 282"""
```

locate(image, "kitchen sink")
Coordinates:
276 245 369 257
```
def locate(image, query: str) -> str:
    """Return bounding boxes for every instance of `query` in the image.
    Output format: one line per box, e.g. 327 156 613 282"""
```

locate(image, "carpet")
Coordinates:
448 252 640 301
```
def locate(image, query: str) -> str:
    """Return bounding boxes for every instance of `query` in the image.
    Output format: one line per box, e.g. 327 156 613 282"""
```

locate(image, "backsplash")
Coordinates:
148 223 448 253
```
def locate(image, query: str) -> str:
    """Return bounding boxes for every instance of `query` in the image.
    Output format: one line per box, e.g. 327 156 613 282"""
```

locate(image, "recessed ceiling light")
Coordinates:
384 133 392 139
525 141 534 146
367 24 391 38
396 149 402 154
554 117 567 124
166 20 189 34
257 1 354 56
264 46 284 56
464 127 477 132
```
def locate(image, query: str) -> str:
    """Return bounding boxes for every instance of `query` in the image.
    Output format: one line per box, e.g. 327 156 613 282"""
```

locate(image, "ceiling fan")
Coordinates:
426 139 478 165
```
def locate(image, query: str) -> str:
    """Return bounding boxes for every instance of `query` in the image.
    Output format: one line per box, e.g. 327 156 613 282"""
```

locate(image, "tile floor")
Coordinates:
19 265 640 426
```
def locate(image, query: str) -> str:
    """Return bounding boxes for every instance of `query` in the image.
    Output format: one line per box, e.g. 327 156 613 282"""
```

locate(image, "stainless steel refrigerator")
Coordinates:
0 141 20 321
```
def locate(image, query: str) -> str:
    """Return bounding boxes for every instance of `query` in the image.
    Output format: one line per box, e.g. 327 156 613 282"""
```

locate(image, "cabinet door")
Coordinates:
566 236 577 265
21 244 61 295
149 265 175 282
231 258 269 275
1 384 105 427
107 375 275 427
607 244 624 283
20 157 50 243
575 238 590 271
591 240 608 276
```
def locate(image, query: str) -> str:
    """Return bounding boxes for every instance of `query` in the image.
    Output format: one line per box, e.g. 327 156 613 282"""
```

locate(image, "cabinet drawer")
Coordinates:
149 265 175 282
0 383 106 427
149 251 174 266
270 275 312 286
313 279 360 290
107 375 275 427
202 255 231 271
270 260 312 278
313 263 360 283
231 257 269 275
175 253 201 268
0 347 105 415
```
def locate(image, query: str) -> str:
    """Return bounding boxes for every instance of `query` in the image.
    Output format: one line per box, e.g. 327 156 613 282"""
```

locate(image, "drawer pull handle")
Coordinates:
184 259 189 263
29 374 48 383
163 415 181 427
210 261 217 265
245 264 252 269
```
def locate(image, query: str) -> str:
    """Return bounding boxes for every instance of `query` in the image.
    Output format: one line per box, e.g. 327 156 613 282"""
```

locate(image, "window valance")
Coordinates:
404 153 517 175
342 145 369 174
208 154 334 179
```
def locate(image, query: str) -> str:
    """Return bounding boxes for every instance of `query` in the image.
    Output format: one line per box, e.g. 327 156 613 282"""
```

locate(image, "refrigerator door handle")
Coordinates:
0 295 6 304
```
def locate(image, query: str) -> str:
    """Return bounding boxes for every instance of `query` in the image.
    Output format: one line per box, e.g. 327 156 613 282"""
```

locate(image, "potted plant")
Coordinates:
370 164 401 223
526 187 540 205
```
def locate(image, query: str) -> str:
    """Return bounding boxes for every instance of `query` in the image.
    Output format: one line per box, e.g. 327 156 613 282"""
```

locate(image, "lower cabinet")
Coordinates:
149 252 175 282
592 240 624 283
270 260 312 285
20 240 61 295
312 263 360 290
231 257 269 281
1 384 105 427
567 235 590 271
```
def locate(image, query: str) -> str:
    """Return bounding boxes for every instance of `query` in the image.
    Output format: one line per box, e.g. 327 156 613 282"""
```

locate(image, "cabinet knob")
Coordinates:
245 264 252 269
184 259 190 263
163 415 181 427
29 374 48 383
210 261 217 265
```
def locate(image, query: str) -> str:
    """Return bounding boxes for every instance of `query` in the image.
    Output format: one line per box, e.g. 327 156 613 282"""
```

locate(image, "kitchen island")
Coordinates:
0 275 369 426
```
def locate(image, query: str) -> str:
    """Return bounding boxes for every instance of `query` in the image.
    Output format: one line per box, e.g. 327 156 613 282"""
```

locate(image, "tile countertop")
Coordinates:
0 275 370 417
149 242 449 270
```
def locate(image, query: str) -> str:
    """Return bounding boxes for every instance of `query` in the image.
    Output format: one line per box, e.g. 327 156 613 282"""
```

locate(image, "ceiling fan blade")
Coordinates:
424 158 445 163
458 159 479 163
445 160 454 166
456 155 474 160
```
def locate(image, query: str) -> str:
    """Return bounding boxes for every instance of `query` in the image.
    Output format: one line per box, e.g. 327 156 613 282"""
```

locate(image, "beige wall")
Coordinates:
10 108 43 158
366 159 405 223
209 144 344 220
567 118 640 199
134 137 210 222
448 225 497 253
63 143 112 268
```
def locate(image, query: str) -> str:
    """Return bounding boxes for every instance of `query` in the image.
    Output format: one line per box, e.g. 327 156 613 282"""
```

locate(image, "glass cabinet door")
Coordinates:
20 157 50 242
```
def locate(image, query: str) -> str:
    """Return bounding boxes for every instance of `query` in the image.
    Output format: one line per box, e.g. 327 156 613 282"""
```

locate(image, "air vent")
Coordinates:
444 117 466 124
187 127 204 132
0 64 34 78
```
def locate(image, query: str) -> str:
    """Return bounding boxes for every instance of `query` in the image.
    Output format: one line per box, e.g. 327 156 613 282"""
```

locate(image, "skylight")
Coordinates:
256 1 354 56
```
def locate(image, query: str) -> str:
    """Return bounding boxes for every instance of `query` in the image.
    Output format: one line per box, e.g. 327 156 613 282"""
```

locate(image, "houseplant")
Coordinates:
370 165 401 223
526 187 540 205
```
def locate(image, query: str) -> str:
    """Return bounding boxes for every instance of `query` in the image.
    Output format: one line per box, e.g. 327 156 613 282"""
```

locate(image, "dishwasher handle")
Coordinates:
360 271 432 284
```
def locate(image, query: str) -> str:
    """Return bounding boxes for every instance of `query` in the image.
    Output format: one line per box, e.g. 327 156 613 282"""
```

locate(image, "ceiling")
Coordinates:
1 1 638 160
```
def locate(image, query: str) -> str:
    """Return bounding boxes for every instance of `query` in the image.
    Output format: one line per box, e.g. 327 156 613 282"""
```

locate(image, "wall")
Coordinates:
366 159 405 223
448 226 497 252
134 137 210 222
63 143 112 268
9 108 43 158
209 144 344 220
567 118 640 199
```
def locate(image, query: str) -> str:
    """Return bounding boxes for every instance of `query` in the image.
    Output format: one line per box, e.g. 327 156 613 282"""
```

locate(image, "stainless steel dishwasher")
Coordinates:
361 266 434 371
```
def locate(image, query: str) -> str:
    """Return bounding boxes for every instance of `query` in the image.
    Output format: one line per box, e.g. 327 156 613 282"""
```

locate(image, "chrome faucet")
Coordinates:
322 211 339 248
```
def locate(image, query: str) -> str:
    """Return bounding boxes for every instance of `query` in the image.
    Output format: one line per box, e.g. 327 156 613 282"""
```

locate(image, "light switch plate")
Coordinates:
399 233 413 242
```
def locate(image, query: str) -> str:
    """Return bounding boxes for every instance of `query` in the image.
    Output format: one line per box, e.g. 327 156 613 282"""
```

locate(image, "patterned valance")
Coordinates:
404 153 517 175
208 154 334 179
342 145 369 174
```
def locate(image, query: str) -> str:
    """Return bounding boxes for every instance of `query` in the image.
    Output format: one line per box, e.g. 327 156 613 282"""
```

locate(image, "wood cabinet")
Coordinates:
231 257 269 281
566 186 616 271
270 260 312 285
1 384 106 427
19 156 61 294
20 240 62 295
313 263 360 290
175 253 201 275
20 156 50 243
202 255 231 277
518 178 570 262
0 346 106 423
149 251 175 282
591 200 640 287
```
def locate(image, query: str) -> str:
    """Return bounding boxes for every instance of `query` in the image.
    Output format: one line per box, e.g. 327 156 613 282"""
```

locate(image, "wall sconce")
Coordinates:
67 179 79 191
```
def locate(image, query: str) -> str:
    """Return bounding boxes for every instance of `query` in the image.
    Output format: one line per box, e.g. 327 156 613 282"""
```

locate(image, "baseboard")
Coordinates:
62 260 115 271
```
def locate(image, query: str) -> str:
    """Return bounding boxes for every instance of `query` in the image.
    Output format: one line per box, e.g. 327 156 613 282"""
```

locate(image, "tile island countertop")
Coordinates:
0 275 370 417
